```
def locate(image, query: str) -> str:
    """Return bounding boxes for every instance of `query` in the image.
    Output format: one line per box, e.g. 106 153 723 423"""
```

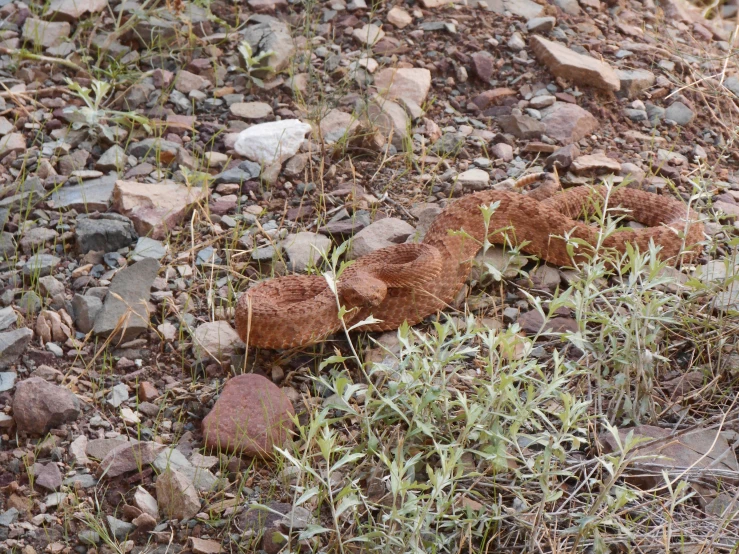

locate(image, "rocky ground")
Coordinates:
1 0 739 551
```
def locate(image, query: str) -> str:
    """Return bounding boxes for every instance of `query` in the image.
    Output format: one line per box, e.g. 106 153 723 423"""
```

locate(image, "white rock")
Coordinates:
282 232 332 272
234 120 312 166
134 486 159 519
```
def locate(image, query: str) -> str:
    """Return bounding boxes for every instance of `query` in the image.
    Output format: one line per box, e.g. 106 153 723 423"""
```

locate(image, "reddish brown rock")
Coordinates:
471 51 495 82
98 441 166 478
12 377 80 435
540 102 599 144
202 374 295 457
156 469 200 521
471 88 516 110
530 35 620 92
138 381 159 402
518 310 578 336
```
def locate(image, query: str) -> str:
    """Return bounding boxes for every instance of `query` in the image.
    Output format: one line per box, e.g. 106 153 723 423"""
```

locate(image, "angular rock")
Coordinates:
33 462 63 491
348 218 415 259
47 0 107 22
22 18 70 48
93 258 160 341
22 254 60 278
0 328 33 370
540 102 599 144
131 237 167 261
12 377 80 434
134 486 159 518
617 69 656 98
472 88 516 110
0 307 16 331
282 232 332 272
98 441 166 478
530 35 620 92
571 153 621 174
664 101 695 126
19 227 58 254
471 51 495 82
498 113 545 140
242 16 295 75
72 294 103 334
47 175 117 212
352 23 385 46
174 70 209 94
0 134 26 159
387 6 412 28
457 168 490 190
319 109 361 144
156 469 200 521
234 120 312 165
202 374 295 457
75 214 137 254
366 96 410 149
112 180 207 240
127 138 195 168
191 321 244 364
107 516 135 540
373 68 432 107
96 145 129 172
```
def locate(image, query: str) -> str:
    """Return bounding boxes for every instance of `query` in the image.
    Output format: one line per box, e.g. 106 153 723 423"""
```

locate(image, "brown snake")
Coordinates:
236 173 703 349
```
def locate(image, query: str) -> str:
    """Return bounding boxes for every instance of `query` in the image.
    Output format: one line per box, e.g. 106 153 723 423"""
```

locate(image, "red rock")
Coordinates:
540 102 599 144
138 381 159 402
202 374 295 457
12 377 80 435
518 310 578 336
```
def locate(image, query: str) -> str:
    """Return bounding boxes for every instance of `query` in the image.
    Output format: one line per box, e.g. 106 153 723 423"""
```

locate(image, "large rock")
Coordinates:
319 110 361 144
93 258 160 341
112 180 207 240
156 469 201 521
530 35 620 92
75 214 137 254
22 254 60 278
365 96 410 149
617 69 656 98
234 120 312 165
348 218 415 259
0 134 26 158
0 329 33 368
202 374 295 457
12 377 80 435
191 321 244 364
540 102 599 144
373 67 432 107
72 294 103 334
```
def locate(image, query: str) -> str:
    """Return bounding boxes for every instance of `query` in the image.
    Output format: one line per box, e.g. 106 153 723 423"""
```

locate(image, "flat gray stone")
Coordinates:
72 294 103 334
664 101 695 125
48 175 116 212
0 372 16 392
282 232 332 272
131 237 167 261
0 307 16 331
93 258 160 341
22 254 61 277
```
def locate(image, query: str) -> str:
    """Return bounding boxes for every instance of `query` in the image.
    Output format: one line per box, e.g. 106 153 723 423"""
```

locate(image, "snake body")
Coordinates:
236 175 703 349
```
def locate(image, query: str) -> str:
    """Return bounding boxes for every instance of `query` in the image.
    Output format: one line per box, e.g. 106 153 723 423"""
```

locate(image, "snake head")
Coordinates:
338 274 388 308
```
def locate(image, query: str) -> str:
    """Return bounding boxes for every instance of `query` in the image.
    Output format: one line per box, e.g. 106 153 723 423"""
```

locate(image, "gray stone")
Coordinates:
156 469 201 521
154 448 218 492
63 473 98 488
0 508 18 527
664 102 694 126
714 289 739 312
19 227 58 254
22 254 61 277
282 232 332 272
93 258 160 341
348 218 415 259
0 307 16 331
38 276 65 298
617 69 656 98
72 294 103 334
131 237 167 261
724 76 739 98
34 462 63 490
431 133 465 156
213 162 261 185
498 113 545 140
18 291 42 315
79 531 100 545
0 328 33 369
0 134 26 158
47 175 117 211
22 18 70 48
86 438 129 460
526 16 556 32
98 441 166 478
242 16 295 75
0 232 15 258
0 372 16 392
96 145 129 171
107 516 135 540
107 383 129 407
191 321 244 364
76 213 137 254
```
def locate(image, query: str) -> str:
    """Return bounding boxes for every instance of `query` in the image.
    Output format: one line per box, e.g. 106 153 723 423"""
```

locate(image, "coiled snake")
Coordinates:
236 173 703 349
